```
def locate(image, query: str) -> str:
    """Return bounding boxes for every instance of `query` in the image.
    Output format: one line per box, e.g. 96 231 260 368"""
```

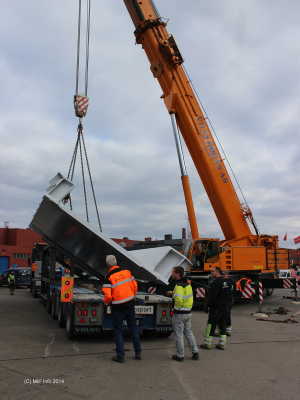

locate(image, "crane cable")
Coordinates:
67 0 102 232
75 0 91 97
183 64 260 236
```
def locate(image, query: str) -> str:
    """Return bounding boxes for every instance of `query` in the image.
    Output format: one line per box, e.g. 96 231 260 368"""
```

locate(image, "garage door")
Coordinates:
0 257 9 274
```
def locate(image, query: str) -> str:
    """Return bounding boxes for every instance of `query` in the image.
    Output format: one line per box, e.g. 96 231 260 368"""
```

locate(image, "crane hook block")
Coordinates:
74 94 89 118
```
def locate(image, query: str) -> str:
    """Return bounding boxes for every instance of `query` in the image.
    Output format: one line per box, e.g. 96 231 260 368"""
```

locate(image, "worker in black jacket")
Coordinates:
222 270 234 336
200 267 229 350
214 270 234 337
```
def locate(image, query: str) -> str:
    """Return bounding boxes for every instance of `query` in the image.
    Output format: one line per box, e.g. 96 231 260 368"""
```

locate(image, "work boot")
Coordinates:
217 334 226 350
226 326 232 336
172 355 184 362
192 352 199 360
135 353 141 360
203 324 213 349
112 356 125 363
200 344 211 350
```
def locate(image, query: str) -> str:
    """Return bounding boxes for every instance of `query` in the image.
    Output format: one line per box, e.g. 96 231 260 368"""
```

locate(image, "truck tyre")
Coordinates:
58 298 66 328
66 304 76 340
32 282 38 298
52 293 57 320
46 291 52 314
263 288 274 297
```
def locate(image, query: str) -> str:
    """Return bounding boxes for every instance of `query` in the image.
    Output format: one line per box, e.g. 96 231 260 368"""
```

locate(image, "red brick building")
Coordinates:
110 237 141 248
290 249 300 268
0 227 46 273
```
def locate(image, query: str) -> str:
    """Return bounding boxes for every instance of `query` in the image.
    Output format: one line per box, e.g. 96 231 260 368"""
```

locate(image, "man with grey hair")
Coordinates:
106 255 117 266
102 255 141 363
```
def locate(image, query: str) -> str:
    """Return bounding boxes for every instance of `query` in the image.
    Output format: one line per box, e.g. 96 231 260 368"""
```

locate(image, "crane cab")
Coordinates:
182 239 220 272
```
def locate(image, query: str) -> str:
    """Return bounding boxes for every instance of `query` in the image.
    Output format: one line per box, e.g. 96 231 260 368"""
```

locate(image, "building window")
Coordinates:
13 253 30 259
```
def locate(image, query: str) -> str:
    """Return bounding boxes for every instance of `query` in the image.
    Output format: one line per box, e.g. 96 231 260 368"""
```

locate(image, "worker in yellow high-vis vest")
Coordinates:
8 271 16 295
167 266 199 362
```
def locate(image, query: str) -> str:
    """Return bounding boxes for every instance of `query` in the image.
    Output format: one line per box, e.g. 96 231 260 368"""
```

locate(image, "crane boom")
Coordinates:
123 0 252 242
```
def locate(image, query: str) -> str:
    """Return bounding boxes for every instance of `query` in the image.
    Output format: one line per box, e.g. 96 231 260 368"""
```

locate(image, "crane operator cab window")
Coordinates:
193 240 219 271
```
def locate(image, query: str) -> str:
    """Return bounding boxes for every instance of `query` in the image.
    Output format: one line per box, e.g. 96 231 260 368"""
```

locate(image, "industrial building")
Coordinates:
0 224 46 273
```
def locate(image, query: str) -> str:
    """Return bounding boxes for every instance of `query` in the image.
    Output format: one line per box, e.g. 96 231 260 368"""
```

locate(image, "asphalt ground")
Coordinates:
0 286 300 400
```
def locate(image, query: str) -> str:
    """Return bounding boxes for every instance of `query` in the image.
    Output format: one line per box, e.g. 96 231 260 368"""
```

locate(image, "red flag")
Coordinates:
294 235 300 244
283 232 287 241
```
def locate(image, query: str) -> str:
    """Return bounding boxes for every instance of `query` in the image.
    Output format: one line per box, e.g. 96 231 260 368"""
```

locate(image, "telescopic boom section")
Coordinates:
124 0 253 241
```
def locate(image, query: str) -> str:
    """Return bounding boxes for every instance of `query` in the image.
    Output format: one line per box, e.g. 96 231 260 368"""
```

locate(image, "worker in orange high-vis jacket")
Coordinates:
102 255 141 363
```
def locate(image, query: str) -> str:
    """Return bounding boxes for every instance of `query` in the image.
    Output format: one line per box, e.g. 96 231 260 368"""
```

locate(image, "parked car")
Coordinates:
0 268 31 288
278 270 291 279
278 269 300 280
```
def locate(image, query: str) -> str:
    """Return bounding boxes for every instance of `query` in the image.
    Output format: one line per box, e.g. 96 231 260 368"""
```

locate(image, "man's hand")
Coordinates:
166 291 173 296
204 305 209 314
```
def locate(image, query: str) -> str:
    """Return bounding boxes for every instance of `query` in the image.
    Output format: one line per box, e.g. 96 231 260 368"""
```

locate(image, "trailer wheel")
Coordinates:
32 281 38 298
52 293 57 320
58 298 66 328
66 304 76 340
46 291 52 314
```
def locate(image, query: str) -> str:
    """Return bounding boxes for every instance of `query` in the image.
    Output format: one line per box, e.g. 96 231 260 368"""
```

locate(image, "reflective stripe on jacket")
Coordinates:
173 277 193 313
8 274 15 283
102 266 137 309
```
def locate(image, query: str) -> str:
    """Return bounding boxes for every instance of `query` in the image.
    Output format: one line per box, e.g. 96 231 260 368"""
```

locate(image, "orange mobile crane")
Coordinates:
123 1 291 300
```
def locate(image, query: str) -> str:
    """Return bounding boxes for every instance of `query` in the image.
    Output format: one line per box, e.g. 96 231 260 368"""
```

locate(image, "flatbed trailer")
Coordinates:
37 283 173 340
30 239 174 341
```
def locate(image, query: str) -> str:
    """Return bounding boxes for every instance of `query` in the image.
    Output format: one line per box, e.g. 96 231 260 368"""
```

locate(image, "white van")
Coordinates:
278 270 291 279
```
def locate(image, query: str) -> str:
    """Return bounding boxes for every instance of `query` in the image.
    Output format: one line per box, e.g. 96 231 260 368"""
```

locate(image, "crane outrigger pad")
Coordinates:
30 194 190 285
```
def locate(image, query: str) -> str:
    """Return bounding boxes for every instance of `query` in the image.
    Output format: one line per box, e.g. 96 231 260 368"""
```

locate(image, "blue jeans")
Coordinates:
111 306 141 359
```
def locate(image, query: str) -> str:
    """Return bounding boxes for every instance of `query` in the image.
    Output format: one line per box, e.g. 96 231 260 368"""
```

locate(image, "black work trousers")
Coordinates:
208 305 228 336
226 300 233 327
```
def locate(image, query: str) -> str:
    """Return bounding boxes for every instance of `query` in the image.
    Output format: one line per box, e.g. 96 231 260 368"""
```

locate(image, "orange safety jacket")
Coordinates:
102 266 138 310
236 277 252 292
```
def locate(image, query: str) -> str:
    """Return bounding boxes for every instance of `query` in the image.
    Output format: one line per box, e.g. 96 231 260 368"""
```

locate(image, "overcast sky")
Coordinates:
1 0 299 248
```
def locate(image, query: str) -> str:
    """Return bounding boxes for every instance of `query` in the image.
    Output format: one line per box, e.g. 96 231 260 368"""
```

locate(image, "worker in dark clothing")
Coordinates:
8 271 16 295
214 269 234 337
102 255 141 363
200 267 229 350
222 270 233 336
